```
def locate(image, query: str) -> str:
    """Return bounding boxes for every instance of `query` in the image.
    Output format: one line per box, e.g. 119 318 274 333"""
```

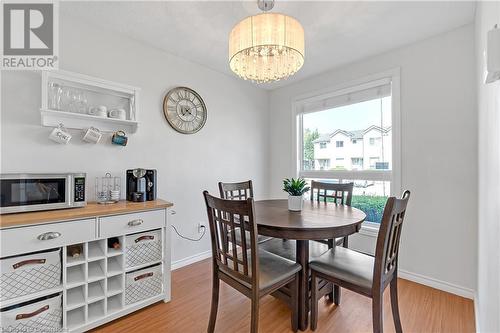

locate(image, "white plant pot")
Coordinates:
288 195 303 211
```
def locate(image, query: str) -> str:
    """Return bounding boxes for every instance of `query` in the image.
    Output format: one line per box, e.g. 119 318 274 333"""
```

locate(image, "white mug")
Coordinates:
108 108 126 120
88 105 107 117
82 127 102 143
49 125 72 144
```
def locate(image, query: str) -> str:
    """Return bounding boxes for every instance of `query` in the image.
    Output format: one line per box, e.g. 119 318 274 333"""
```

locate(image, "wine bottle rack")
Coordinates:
63 231 164 332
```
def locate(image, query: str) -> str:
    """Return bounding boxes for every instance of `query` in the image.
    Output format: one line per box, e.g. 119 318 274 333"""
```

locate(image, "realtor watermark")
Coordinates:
1 1 59 70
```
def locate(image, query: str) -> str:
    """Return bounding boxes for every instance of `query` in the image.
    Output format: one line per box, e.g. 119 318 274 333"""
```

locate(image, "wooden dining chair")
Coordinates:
309 190 411 333
218 180 272 246
203 191 302 333
310 180 354 248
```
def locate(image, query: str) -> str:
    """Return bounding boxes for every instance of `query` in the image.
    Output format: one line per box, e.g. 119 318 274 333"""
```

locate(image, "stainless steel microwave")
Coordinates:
0 173 86 214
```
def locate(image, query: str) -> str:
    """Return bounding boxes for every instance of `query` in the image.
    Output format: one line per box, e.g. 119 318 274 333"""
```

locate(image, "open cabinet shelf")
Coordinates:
87 279 105 303
66 285 86 310
41 70 140 133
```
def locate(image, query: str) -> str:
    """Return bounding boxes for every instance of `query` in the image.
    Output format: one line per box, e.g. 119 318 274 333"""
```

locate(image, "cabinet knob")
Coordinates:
37 232 61 241
170 210 177 215
128 219 144 227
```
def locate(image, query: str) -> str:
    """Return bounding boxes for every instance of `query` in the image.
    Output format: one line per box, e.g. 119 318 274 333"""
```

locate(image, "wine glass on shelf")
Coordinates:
61 86 72 113
76 90 88 114
48 82 62 110
69 88 79 113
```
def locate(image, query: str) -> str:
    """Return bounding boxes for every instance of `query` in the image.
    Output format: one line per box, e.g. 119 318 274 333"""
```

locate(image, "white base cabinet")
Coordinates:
0 206 171 333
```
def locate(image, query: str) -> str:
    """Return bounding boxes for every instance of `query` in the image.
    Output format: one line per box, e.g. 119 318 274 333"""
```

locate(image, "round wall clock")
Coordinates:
163 87 207 134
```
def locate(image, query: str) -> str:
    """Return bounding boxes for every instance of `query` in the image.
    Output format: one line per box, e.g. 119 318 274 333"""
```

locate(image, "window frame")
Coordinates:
292 69 401 231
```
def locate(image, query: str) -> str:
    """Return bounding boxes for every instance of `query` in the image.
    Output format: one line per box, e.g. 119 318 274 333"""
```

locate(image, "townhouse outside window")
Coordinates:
295 73 401 226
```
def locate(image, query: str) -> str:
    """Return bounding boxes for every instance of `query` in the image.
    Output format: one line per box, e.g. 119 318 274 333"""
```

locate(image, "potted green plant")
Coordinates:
283 178 310 211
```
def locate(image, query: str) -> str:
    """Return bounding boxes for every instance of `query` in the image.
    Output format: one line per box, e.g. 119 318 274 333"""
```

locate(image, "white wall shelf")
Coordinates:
41 70 140 133
41 109 138 133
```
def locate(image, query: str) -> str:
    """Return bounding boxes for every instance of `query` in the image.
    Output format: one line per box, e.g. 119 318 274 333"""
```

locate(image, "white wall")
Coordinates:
475 2 500 332
0 14 270 264
268 25 477 294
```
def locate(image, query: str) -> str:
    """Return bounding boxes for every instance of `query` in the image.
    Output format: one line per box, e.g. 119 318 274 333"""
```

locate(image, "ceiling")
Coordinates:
61 1 476 90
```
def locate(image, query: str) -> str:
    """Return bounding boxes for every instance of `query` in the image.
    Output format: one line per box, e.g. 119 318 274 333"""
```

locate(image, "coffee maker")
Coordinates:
126 169 157 202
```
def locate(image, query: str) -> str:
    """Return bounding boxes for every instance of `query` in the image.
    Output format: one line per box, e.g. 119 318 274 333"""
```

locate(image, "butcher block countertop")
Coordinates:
0 199 173 229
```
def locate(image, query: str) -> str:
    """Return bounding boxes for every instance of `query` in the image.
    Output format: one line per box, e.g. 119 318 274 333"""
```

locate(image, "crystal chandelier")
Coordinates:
229 0 305 83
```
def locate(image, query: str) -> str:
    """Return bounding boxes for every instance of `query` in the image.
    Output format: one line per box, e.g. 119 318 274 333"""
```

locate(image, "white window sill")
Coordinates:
358 222 380 237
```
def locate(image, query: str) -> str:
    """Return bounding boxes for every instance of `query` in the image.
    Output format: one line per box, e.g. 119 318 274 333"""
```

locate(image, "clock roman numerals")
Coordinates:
163 87 207 134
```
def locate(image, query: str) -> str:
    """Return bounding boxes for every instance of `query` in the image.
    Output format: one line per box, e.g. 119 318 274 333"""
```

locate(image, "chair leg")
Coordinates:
251 297 259 333
372 292 383 333
207 275 220 333
390 278 403 333
310 271 319 331
333 284 341 305
291 273 299 332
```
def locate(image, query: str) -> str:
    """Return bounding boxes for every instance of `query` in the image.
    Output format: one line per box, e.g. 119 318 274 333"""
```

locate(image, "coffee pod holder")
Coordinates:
95 173 121 204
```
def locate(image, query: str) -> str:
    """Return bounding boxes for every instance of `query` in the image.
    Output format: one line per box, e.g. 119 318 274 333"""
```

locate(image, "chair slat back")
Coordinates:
203 191 258 286
310 181 354 205
373 190 411 287
218 180 254 200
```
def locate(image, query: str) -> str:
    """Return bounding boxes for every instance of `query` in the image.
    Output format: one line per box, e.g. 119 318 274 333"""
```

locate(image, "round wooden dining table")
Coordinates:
253 199 366 331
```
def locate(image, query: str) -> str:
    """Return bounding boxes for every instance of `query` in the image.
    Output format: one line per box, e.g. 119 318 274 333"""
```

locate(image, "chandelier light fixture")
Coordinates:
228 0 305 83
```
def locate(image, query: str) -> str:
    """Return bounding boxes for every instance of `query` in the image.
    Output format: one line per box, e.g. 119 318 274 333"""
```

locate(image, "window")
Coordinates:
369 137 381 146
376 162 389 170
369 157 380 169
317 159 330 170
296 72 400 225
351 158 363 169
319 142 327 149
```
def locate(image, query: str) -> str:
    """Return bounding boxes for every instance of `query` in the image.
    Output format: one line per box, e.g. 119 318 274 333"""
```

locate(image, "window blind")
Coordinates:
298 78 391 114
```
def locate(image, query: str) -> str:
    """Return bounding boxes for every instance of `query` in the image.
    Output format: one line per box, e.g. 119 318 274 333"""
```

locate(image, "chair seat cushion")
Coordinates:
309 247 374 291
259 238 330 262
226 249 302 291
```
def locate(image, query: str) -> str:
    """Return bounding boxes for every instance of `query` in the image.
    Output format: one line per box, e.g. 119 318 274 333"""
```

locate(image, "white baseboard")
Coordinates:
398 269 475 299
474 292 480 332
171 250 211 271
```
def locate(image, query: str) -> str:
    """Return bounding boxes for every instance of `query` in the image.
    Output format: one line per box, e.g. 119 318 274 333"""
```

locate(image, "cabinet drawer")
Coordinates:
1 219 96 257
99 210 165 238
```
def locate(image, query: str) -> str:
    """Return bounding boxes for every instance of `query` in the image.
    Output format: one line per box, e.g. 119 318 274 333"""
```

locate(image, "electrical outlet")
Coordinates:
197 223 205 234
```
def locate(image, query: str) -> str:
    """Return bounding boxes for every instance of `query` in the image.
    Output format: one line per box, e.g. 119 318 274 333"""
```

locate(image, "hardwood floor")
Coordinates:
92 259 475 333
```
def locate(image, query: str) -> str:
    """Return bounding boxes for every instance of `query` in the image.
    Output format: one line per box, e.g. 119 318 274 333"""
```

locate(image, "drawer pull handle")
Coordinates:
128 219 144 227
13 259 46 269
37 232 61 241
16 305 49 320
134 272 153 281
135 235 154 243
